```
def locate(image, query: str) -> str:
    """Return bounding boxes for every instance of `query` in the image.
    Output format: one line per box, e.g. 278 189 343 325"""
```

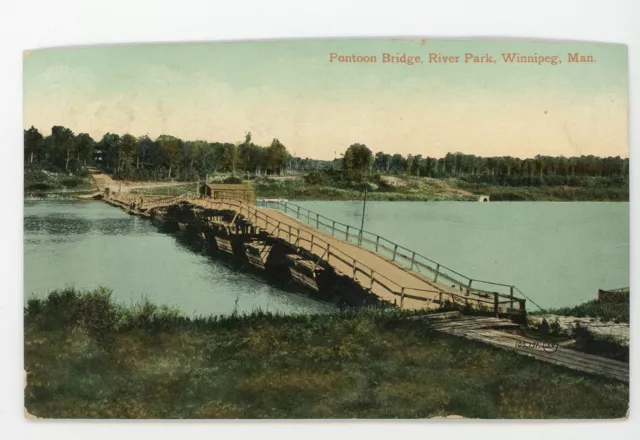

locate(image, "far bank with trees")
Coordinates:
24 125 629 201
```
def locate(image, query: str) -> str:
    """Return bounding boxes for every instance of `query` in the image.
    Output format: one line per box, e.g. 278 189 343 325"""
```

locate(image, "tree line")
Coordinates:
337 144 629 187
24 125 629 187
24 126 290 181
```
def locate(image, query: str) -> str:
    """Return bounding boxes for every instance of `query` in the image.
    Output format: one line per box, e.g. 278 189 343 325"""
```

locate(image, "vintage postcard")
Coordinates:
23 38 629 419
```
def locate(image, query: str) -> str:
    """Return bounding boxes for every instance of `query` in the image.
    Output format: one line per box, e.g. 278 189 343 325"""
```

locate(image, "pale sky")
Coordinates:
23 39 628 160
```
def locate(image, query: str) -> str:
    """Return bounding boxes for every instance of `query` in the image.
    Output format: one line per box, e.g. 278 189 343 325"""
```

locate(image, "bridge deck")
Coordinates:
103 188 526 313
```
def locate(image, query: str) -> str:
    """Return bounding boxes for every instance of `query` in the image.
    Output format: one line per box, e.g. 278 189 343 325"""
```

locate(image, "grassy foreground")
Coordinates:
25 288 628 419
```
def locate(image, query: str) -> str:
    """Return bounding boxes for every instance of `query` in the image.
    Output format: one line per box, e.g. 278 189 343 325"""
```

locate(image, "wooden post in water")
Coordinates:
358 187 368 246
400 287 405 309
494 292 500 317
434 264 440 282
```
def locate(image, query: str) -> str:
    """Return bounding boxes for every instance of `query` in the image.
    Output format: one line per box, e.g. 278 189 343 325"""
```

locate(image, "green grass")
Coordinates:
24 288 628 419
108 173 629 202
253 177 472 201
24 166 96 193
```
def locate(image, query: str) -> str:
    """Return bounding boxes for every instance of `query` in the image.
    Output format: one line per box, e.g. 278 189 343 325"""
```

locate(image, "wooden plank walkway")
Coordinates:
190 197 502 311
418 312 629 383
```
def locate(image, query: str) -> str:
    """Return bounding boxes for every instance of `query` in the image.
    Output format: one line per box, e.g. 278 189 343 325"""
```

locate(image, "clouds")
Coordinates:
23 41 628 159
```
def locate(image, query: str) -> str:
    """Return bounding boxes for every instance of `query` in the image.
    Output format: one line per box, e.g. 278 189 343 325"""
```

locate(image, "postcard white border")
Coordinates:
1 0 638 439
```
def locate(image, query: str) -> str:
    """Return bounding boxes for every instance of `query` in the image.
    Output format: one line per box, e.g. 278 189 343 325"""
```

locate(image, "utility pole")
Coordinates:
358 187 368 246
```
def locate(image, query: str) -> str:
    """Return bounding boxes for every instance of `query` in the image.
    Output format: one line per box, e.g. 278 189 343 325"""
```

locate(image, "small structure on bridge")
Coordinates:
199 183 255 204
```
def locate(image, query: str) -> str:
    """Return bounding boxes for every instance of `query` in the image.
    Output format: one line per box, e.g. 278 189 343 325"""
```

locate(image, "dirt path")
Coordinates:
422 177 477 199
87 168 193 193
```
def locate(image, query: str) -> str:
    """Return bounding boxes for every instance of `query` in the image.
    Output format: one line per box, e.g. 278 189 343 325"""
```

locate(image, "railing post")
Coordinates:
297 206 300 218
467 279 473 294
410 252 416 270
331 221 336 236
400 287 405 309
346 225 350 241
316 213 320 228
369 269 374 290
284 201 288 214
439 290 443 306
494 292 499 317
392 244 398 261
352 260 357 279
510 285 515 311
434 264 440 283
375 236 380 252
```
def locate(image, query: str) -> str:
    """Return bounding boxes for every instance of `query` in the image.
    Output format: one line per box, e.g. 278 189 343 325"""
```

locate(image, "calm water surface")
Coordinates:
24 201 335 316
25 200 629 313
294 201 629 309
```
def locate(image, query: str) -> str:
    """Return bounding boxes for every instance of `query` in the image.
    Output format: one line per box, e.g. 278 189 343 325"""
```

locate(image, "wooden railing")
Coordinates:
104 191 527 315
257 200 527 308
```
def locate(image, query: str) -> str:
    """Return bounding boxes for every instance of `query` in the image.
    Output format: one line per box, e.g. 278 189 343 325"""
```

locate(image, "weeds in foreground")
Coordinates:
24 288 629 419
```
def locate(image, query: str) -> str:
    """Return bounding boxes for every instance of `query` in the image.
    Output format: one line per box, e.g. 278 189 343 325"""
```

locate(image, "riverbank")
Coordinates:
461 184 628 202
25 288 628 419
125 173 628 202
528 296 630 361
25 166 96 194
128 175 476 201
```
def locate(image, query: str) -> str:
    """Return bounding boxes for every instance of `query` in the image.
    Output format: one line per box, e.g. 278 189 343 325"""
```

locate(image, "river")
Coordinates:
293 200 629 309
24 200 335 316
24 200 629 314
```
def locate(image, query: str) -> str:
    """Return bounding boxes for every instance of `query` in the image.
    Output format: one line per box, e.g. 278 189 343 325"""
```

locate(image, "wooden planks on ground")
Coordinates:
419 312 629 383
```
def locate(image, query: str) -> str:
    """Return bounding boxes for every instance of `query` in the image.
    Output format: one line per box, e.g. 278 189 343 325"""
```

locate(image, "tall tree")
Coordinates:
266 138 288 174
49 126 76 171
24 126 44 165
156 135 182 179
75 133 95 166
343 143 373 177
